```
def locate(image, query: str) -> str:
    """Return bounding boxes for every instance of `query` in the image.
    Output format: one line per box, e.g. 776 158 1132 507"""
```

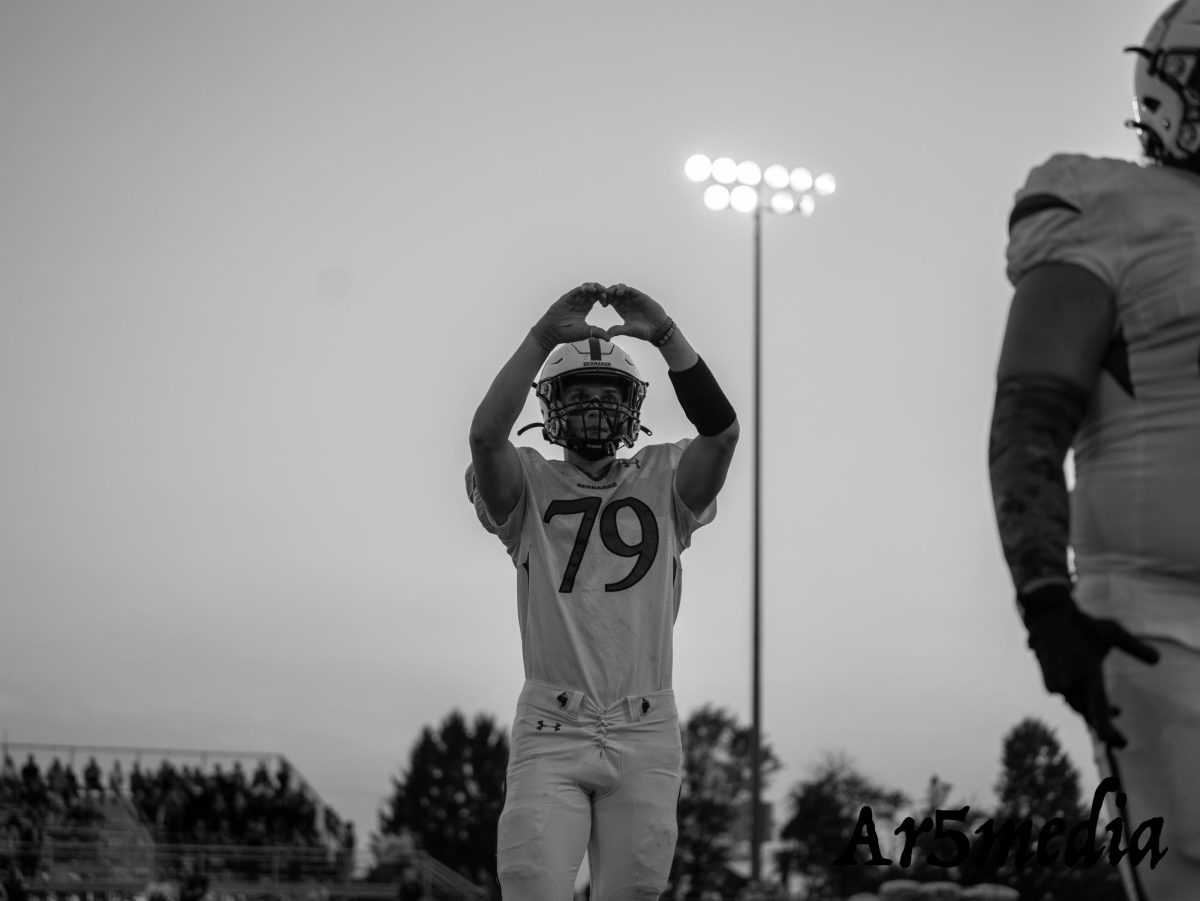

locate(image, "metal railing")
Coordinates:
11 840 487 901
11 839 487 901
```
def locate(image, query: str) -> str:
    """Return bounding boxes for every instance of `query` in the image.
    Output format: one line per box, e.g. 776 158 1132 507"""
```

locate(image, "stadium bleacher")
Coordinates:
0 743 485 901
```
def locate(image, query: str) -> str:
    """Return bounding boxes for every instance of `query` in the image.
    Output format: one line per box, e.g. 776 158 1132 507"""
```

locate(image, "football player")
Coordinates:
466 282 738 901
989 3 1200 898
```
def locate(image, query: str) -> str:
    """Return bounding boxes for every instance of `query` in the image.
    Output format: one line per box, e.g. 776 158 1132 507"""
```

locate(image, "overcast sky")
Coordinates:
0 0 1166 858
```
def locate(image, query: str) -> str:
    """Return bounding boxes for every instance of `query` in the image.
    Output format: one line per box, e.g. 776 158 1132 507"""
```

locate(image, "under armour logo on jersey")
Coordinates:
536 720 561 732
557 692 569 709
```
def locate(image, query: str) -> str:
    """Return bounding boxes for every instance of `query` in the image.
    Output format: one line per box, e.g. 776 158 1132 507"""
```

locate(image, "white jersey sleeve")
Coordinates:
467 461 528 553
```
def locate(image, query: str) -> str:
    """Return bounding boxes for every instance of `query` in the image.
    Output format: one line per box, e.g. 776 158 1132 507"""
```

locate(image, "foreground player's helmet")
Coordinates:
1126 0 1200 166
525 337 650 459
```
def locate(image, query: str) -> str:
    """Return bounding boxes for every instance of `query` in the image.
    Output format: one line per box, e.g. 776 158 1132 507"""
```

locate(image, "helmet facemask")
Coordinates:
538 371 646 460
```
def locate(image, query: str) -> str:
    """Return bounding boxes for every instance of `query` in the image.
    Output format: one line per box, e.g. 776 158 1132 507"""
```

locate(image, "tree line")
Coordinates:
367 708 1129 900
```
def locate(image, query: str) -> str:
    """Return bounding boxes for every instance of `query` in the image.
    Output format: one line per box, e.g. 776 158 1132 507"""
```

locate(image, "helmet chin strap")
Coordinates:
570 443 613 461
514 422 620 458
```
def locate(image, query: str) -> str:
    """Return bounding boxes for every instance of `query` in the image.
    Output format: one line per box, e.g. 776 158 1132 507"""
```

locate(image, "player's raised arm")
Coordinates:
469 282 609 524
604 284 739 515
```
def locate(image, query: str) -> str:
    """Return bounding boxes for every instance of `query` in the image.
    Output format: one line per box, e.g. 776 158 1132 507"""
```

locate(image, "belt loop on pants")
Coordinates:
556 688 586 716
626 694 652 722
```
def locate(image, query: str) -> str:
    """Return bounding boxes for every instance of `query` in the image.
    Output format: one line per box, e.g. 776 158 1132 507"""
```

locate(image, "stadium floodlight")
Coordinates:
711 156 738 184
730 185 758 213
736 160 762 186
770 192 796 215
683 154 835 219
683 152 836 886
703 184 731 211
763 163 790 189
789 166 813 192
685 153 713 182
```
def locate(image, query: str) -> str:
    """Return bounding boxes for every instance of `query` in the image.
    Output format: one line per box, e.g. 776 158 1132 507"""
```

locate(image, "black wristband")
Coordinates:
669 356 736 436
1017 581 1075 631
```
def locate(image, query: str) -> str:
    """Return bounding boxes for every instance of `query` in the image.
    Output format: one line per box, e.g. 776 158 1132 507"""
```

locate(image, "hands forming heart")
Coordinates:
534 282 671 347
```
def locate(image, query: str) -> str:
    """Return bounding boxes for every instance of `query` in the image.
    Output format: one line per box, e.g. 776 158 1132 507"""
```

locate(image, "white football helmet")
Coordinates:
1127 0 1200 166
520 337 650 459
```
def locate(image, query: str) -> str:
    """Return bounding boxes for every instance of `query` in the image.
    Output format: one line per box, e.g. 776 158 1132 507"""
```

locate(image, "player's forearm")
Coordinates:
670 325 738 512
988 374 1088 596
662 327 738 439
656 325 699 372
470 330 548 448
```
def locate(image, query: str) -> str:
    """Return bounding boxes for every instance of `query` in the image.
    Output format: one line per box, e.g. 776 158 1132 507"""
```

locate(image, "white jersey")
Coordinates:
470 440 714 707
1007 153 1200 644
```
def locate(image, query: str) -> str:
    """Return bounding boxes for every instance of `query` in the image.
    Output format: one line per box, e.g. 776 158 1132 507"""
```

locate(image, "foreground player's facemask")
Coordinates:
1126 0 1200 168
521 337 651 460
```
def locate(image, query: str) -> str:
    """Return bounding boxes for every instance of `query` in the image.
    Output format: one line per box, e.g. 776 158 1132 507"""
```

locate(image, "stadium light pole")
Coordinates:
684 154 836 888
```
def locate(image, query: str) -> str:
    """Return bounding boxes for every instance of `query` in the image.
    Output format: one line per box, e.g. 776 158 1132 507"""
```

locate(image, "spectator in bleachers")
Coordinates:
19 757 41 807
83 760 102 800
107 761 123 799
2 751 350 886
45 761 64 802
229 763 246 796
161 783 188 843
128 763 144 796
0 758 17 807
250 763 271 796
62 764 79 806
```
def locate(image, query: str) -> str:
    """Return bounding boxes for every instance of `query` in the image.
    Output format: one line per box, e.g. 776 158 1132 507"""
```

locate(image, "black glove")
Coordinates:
1020 583 1160 749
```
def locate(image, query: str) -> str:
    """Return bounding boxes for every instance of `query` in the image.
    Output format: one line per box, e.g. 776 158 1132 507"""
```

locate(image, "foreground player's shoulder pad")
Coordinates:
1006 153 1138 289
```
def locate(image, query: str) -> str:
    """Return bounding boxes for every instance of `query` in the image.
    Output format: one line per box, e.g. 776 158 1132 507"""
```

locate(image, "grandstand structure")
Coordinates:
0 742 486 901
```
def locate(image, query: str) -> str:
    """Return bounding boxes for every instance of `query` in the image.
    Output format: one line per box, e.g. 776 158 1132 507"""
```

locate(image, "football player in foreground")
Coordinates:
466 282 738 901
989 3 1200 898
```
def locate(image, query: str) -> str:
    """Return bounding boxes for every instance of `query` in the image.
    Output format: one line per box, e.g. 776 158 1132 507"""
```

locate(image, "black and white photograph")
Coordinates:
2 2 1193 900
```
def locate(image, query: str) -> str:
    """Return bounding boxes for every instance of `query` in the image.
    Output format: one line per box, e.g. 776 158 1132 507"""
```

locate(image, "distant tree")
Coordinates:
959 717 1125 900
668 705 781 901
882 774 990 885
373 710 509 892
996 718 1084 824
774 752 907 901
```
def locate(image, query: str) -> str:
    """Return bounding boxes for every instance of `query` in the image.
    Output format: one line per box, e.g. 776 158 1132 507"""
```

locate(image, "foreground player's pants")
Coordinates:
497 679 682 901
1096 638 1200 901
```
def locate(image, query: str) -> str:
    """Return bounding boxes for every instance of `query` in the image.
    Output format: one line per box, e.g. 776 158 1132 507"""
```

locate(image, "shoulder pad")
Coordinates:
1010 154 1133 229
1006 154 1139 289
